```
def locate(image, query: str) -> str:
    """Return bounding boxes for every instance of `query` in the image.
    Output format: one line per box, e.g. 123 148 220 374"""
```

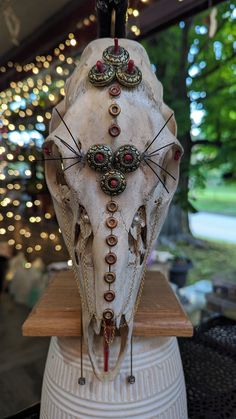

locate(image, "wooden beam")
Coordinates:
0 0 96 91
137 0 226 39
0 0 227 91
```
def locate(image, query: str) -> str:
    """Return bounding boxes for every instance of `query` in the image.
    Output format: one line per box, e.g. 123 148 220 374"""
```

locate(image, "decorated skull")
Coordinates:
44 38 183 381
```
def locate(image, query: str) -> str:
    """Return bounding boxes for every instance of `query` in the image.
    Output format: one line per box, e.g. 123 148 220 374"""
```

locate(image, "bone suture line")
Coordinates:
145 141 175 158
144 113 174 154
55 135 81 157
146 158 176 181
55 108 82 153
144 159 169 193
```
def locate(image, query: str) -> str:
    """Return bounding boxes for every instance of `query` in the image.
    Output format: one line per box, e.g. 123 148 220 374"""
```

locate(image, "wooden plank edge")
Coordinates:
23 318 193 337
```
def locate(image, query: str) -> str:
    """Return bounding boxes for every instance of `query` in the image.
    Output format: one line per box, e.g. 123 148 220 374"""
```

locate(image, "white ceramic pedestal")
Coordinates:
40 336 187 419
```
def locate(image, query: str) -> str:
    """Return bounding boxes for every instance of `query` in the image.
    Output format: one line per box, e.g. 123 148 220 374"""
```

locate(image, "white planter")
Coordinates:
40 336 187 418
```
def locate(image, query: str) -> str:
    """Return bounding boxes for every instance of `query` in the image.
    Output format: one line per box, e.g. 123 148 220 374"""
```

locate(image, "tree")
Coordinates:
143 1 236 239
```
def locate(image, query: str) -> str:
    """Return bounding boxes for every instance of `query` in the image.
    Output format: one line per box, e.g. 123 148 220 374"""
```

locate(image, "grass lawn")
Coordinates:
190 184 236 216
159 239 236 285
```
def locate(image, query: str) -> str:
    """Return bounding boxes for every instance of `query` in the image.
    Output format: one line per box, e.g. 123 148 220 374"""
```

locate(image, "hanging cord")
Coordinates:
127 335 135 384
78 310 86 385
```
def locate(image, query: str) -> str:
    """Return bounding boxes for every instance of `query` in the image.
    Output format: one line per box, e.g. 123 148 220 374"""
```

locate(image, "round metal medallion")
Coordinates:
113 145 141 173
87 144 112 172
104 290 115 302
103 309 114 321
104 272 116 284
116 62 142 88
106 201 118 213
101 170 126 196
109 103 121 117
88 61 115 87
103 40 129 67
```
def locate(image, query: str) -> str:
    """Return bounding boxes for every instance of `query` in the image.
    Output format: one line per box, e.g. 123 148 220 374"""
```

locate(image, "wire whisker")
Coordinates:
63 160 81 172
35 157 80 162
144 114 174 154
55 108 82 153
55 135 80 156
145 142 175 158
146 158 176 181
144 159 169 193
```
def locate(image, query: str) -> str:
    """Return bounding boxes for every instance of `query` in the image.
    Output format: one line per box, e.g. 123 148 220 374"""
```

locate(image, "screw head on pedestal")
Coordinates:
127 375 135 384
78 377 86 385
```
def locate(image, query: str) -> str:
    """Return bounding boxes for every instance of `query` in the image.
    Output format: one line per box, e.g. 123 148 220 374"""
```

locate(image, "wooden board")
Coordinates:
22 270 193 337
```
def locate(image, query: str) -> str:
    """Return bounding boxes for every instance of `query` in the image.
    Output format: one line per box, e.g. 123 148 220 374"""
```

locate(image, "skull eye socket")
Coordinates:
87 144 113 172
44 141 70 204
113 145 141 173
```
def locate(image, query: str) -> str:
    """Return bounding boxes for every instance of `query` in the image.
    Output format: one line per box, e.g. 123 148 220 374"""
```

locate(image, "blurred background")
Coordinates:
0 0 236 417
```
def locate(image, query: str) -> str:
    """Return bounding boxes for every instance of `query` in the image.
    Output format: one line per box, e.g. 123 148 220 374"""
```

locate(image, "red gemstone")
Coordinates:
43 146 51 156
110 179 118 188
127 59 134 74
174 150 181 161
96 60 105 73
95 153 104 162
124 153 133 162
114 37 119 54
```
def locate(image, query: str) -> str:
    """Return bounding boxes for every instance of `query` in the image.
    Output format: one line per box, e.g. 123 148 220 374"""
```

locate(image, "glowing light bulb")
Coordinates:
25 263 32 269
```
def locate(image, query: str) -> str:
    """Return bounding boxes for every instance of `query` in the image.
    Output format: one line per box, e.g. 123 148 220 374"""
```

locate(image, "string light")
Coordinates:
25 263 32 269
0 1 145 264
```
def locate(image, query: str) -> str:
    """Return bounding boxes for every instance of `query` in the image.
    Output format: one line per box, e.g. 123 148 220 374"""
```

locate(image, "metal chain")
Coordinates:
103 321 116 345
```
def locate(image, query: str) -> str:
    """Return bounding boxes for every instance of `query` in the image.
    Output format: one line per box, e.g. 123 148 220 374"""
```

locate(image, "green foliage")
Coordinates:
190 184 236 215
159 240 236 284
143 1 236 212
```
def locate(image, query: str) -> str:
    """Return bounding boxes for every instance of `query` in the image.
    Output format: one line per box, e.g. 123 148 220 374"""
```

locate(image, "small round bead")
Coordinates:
109 103 121 117
109 123 121 137
104 272 116 284
103 309 114 321
106 217 118 229
104 290 115 302
105 252 117 265
106 235 118 246
109 85 121 97
106 201 118 213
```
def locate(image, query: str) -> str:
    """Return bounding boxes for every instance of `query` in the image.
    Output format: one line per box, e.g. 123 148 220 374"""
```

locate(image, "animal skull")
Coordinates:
44 38 183 381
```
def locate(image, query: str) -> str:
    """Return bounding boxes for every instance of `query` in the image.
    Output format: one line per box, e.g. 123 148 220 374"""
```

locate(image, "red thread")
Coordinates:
104 321 110 372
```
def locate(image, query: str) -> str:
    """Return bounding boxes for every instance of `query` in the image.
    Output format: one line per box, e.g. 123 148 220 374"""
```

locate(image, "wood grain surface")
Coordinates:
22 270 193 337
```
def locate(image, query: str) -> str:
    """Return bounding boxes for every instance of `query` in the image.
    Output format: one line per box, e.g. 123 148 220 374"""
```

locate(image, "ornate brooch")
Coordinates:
88 38 142 88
